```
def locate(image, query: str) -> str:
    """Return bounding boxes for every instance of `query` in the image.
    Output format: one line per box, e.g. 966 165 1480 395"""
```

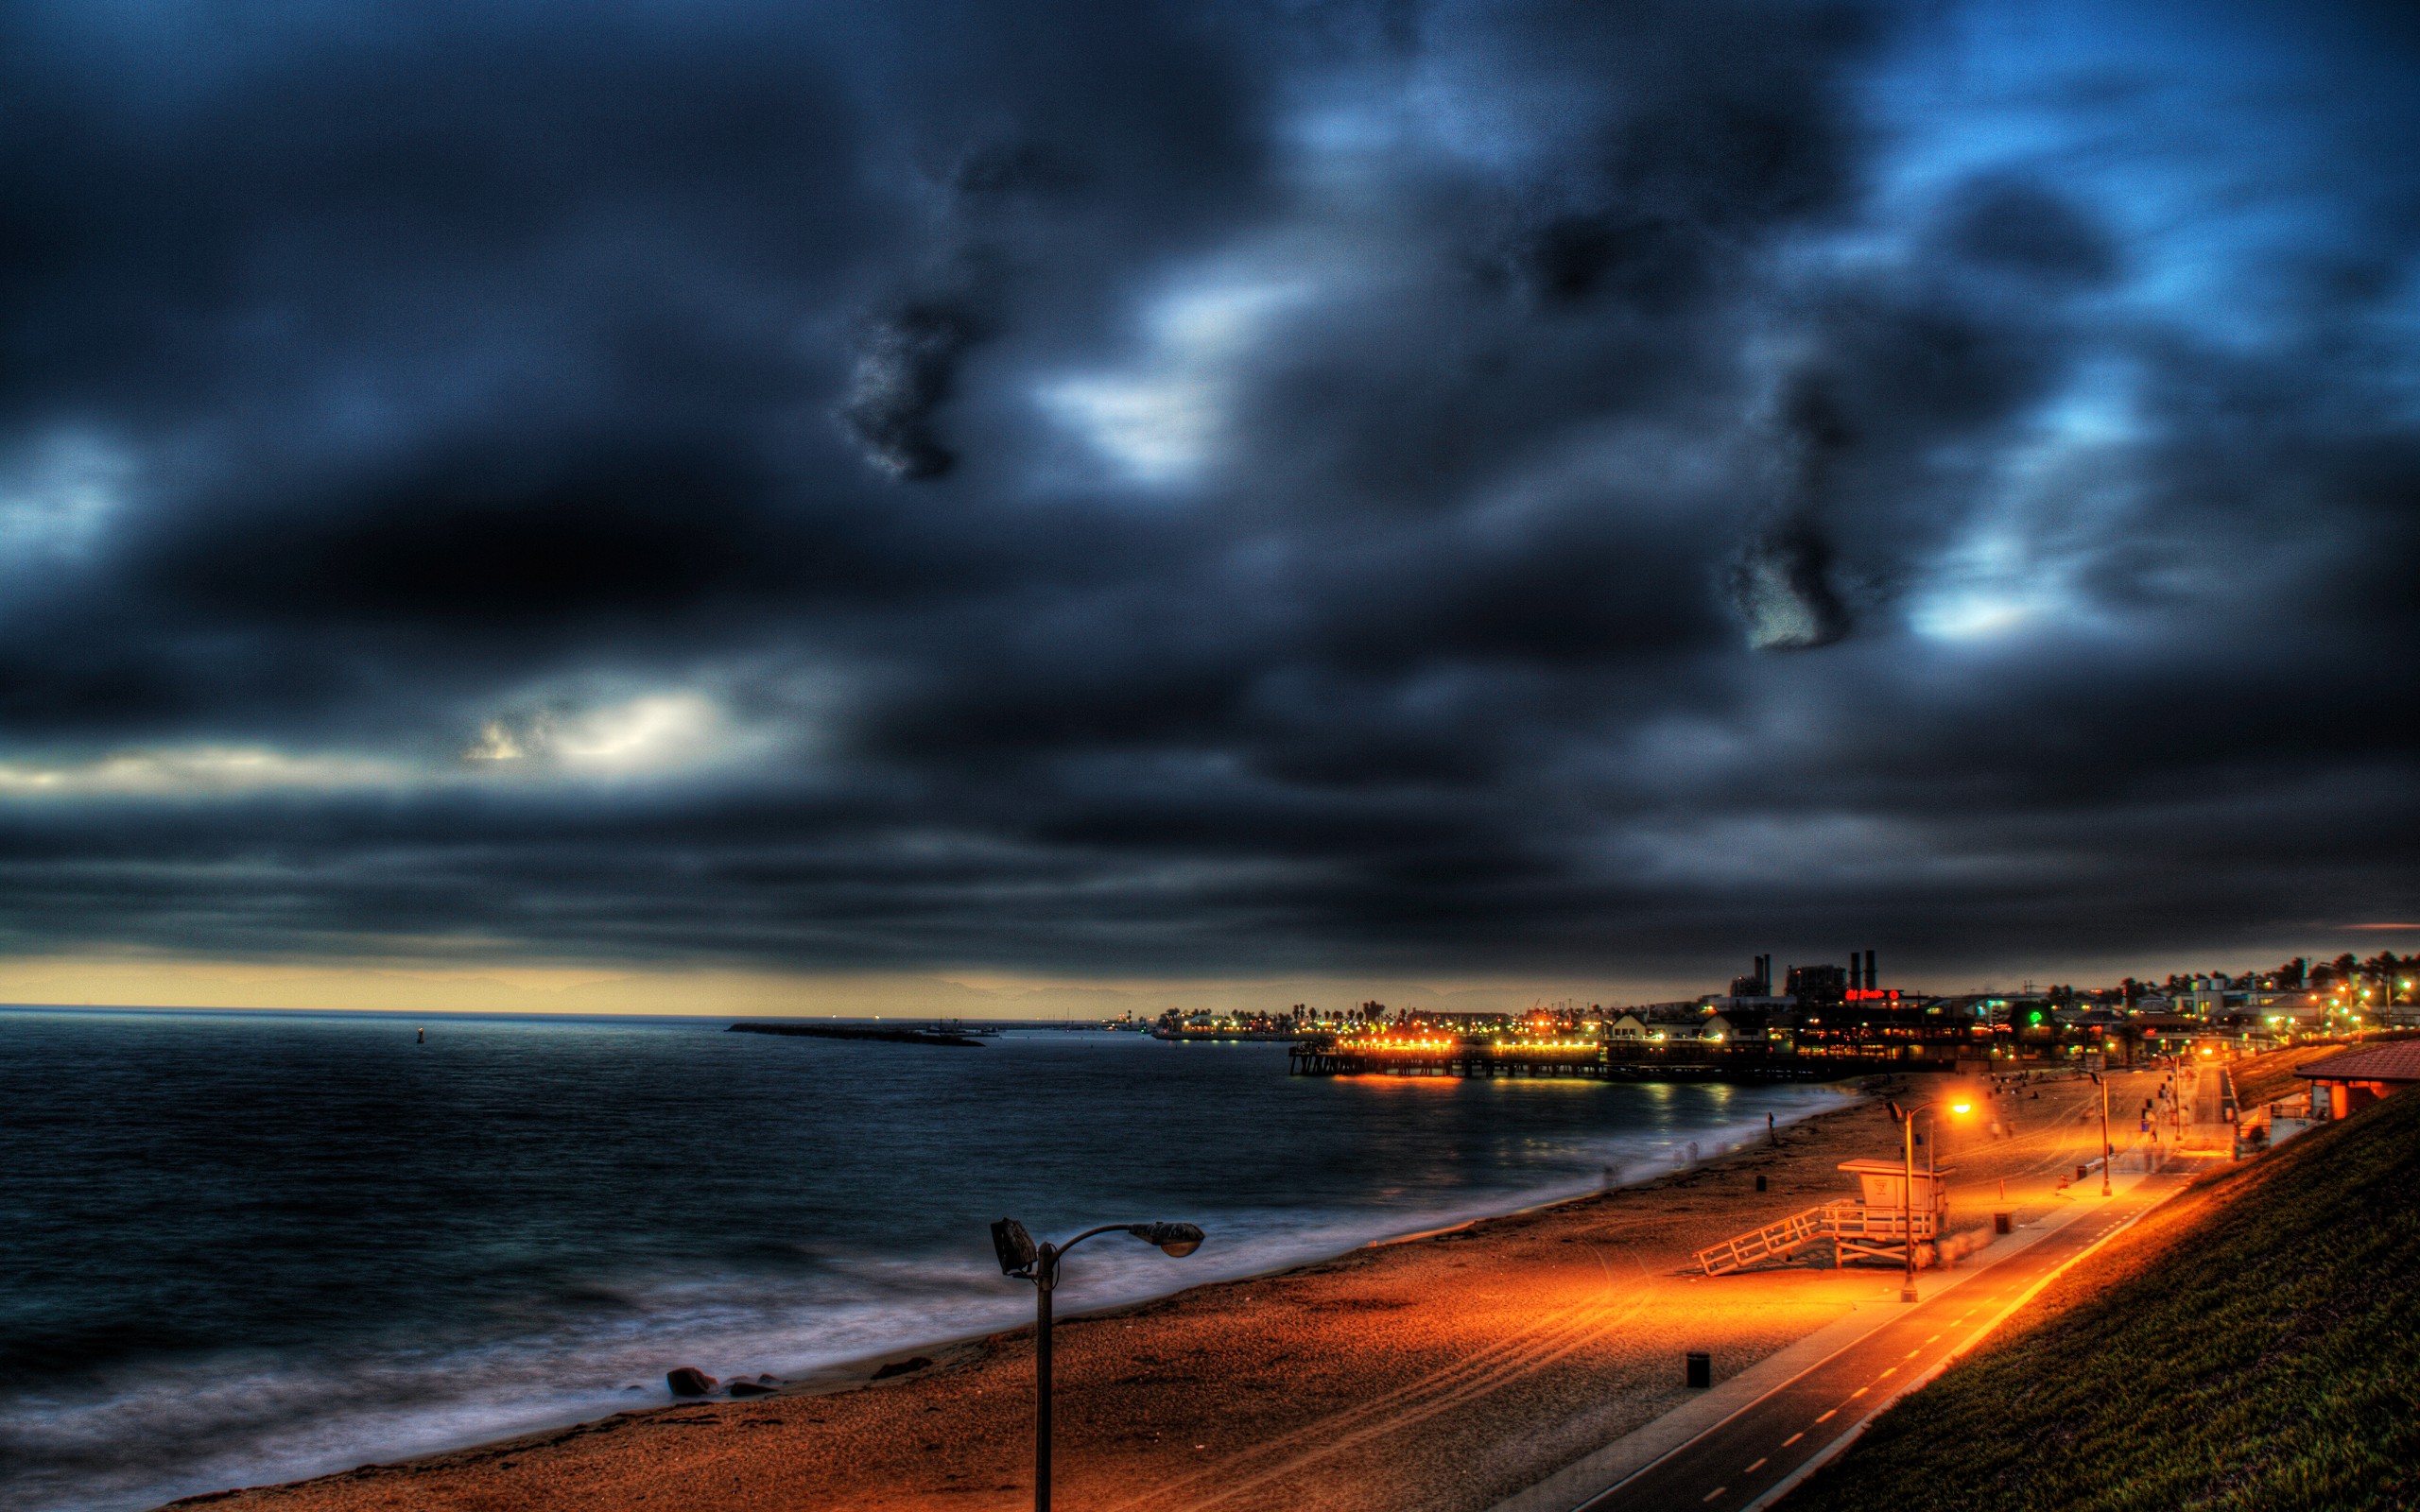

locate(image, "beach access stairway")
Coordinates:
1695 1200 1942 1276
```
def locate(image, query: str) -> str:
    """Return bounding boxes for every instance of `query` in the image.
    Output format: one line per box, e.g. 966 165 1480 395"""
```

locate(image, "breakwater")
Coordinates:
728 1022 985 1047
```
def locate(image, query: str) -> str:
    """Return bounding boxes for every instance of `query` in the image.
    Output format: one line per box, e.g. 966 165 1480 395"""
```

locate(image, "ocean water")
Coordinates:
0 1008 1845 1512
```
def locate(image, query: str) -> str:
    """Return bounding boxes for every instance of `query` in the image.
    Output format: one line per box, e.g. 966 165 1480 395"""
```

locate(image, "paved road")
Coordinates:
2183 1063 2236 1152
1579 1165 2199 1512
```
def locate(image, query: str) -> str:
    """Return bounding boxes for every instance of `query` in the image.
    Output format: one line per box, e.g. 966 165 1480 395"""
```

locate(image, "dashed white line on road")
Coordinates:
1816 1409 1839 1421
1782 1432 1805 1447
1850 1387 1870 1399
1702 1486 1726 1503
1904 1349 1922 1359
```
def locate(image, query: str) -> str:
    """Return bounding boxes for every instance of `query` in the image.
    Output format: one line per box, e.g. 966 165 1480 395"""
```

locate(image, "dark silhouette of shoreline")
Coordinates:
726 1022 985 1048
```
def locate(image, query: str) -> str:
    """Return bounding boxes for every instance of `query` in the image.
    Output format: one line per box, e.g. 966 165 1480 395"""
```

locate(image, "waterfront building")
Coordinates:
2296 1042 2420 1120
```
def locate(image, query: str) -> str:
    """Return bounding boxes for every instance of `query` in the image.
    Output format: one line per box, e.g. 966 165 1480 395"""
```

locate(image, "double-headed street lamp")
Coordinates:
1886 1096 1971 1302
992 1217 1206 1512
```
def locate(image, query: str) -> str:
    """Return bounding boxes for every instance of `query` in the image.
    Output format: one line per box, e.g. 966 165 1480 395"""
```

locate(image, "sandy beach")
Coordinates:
173 1068 2155 1512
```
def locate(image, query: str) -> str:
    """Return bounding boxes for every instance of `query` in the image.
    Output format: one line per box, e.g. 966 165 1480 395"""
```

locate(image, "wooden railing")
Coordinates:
1695 1200 1944 1275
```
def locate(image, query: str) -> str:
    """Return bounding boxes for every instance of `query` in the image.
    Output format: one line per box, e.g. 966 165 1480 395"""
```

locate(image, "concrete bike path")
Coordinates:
1487 1163 2199 1512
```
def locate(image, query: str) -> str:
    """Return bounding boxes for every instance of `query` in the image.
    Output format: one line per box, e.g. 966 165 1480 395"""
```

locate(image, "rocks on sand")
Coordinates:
666 1367 718 1397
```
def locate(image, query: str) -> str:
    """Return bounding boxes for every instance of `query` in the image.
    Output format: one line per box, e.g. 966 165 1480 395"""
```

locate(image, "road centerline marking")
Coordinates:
1540 1177 2185 1511
1745 1457 1767 1473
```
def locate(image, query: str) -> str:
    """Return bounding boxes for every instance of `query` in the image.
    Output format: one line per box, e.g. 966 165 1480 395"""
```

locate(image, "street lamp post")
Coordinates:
1888 1096 1971 1302
992 1218 1206 1512
2098 1071 2112 1195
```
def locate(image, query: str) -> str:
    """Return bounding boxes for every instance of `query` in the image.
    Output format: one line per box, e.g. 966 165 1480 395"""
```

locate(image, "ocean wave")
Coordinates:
0 1085 1844 1512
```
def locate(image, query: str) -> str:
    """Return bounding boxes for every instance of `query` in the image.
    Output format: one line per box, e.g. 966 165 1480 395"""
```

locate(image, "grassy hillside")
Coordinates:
2231 1033 2420 1109
1789 1084 2420 1512
2230 1040 2346 1108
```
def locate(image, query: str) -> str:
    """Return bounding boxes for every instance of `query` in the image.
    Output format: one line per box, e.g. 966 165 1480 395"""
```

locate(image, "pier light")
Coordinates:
990 1215 1208 1512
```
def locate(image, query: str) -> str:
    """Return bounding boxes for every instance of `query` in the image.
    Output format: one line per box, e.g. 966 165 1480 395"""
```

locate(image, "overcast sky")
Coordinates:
0 0 2413 1011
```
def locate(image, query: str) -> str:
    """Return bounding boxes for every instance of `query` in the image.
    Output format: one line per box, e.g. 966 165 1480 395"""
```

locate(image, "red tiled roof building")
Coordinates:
2296 1042 2420 1120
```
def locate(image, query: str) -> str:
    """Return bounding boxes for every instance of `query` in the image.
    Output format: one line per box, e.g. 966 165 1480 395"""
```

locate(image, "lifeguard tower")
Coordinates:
1694 1159 1955 1276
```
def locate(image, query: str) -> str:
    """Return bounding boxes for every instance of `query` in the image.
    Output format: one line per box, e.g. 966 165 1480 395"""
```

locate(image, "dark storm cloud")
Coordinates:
1730 516 1850 651
0 0 2413 988
1728 378 1856 650
838 300 992 480
1933 177 2118 286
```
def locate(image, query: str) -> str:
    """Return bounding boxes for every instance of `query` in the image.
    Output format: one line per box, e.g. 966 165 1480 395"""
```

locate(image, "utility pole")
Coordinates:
1034 1240 1054 1508
1900 1108 1918 1303
2100 1071 2112 1196
1889 1097 1971 1303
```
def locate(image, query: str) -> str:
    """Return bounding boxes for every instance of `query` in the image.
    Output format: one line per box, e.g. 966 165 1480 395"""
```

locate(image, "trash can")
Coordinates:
1754 1174 1767 1193
1685 1351 1711 1388
1994 1211 2013 1235
2076 1163 2088 1181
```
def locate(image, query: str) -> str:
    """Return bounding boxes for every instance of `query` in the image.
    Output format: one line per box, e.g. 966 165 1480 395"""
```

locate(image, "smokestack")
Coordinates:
1865 950 1876 992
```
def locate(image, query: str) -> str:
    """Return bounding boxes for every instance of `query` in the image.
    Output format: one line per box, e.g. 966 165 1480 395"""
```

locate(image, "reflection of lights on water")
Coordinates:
1340 1037 1605 1053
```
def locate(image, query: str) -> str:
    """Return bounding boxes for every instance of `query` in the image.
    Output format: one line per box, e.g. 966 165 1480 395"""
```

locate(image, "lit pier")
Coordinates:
1286 1035 1948 1082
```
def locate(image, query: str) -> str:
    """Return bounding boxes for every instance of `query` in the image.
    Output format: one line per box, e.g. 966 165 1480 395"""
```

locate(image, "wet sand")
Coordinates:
171 1068 2147 1512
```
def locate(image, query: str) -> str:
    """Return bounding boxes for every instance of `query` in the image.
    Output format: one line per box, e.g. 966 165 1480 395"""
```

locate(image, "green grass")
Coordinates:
2230 1042 2335 1108
1788 1084 2420 1512
2232 1033 2420 1110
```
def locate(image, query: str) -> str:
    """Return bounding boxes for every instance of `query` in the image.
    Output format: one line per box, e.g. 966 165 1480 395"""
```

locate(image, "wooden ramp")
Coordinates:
1695 1200 1943 1276
1696 1202 1855 1275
